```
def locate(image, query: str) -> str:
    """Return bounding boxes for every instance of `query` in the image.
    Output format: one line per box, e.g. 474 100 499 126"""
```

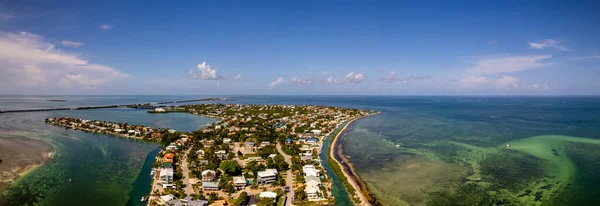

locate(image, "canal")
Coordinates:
319 121 354 206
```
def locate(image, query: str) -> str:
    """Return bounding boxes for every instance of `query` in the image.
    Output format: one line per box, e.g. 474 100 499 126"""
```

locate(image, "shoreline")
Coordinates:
329 114 376 206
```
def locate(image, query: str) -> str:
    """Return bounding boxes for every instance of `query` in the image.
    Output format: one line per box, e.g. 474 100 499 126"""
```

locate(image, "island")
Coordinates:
46 103 378 206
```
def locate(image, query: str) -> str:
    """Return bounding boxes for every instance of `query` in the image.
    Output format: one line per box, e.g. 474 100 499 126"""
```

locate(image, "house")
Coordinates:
166 143 177 151
168 129 177 133
259 191 277 202
196 150 205 158
166 199 184 206
163 152 175 163
216 150 227 160
243 142 256 154
244 156 264 164
305 185 321 201
202 170 216 182
154 108 166 113
233 176 247 189
187 200 209 206
160 194 175 202
303 165 320 177
311 130 322 135
259 141 271 148
257 169 277 184
307 138 319 144
160 167 174 184
285 138 293 144
223 138 232 144
300 155 313 162
203 140 214 148
268 154 277 159
202 181 219 191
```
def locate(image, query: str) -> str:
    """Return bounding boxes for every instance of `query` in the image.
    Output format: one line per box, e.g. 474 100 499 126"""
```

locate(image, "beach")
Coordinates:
330 116 373 206
0 136 54 204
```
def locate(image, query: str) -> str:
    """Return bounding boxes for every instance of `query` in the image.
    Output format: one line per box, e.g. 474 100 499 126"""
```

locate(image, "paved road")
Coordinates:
276 142 294 206
181 145 195 195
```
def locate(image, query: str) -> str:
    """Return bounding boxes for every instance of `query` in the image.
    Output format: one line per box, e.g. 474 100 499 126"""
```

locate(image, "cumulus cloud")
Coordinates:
343 72 364 84
61 40 84 48
528 39 570 51
270 76 286 88
323 77 340 84
467 55 552 74
100 24 113 30
189 61 225 80
0 32 129 92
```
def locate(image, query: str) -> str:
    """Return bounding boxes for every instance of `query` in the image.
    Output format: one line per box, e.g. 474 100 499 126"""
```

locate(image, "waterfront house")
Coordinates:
201 170 216 182
154 108 166 113
257 169 277 184
300 155 313 162
166 143 177 151
160 167 174 184
160 194 175 202
305 185 321 201
202 181 219 191
303 165 320 177
233 176 247 189
311 130 322 135
307 138 319 144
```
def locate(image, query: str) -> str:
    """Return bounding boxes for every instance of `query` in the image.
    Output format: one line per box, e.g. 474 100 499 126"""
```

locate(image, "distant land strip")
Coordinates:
0 97 233 113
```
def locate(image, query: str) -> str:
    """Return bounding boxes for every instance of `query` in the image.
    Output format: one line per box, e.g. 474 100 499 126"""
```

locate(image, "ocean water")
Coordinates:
2 96 600 206
0 96 218 206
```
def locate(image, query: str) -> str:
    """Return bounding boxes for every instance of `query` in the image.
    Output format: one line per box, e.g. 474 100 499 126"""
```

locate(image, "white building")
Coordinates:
257 169 277 184
233 176 247 189
159 168 174 184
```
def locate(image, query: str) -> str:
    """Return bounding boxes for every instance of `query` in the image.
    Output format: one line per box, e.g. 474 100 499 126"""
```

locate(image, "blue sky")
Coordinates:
1 0 599 95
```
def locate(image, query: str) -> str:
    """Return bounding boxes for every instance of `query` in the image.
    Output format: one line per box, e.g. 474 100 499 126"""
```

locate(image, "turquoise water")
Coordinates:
2 95 600 205
319 122 353 205
0 96 217 206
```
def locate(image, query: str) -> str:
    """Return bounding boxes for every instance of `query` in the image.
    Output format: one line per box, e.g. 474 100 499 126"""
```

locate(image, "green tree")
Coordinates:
219 160 242 176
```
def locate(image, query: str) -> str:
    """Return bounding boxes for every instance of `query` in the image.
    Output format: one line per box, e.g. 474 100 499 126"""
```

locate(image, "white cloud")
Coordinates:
467 55 552 74
61 40 84 48
270 76 286 88
381 71 431 84
0 32 129 92
289 76 311 86
323 77 340 84
344 72 364 84
100 24 113 30
458 76 490 87
495 76 520 89
234 74 242 80
189 61 224 80
528 39 570 51
529 83 551 90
